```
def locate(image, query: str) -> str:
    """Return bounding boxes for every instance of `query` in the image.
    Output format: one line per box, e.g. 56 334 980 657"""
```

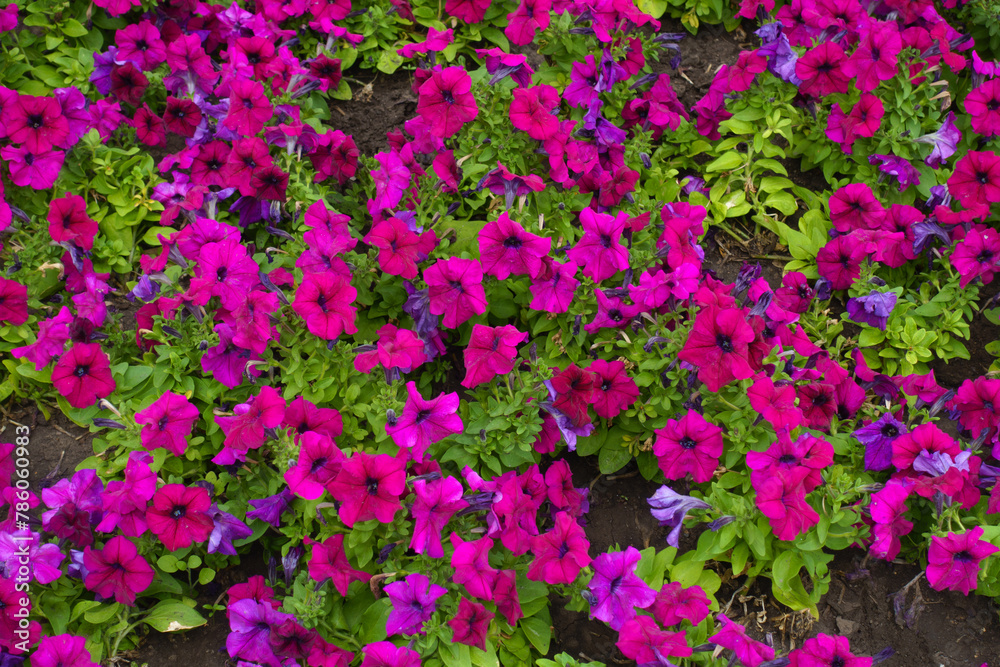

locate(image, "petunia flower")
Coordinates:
450 533 498 600
0 530 64 584
146 484 214 551
305 534 371 596
384 573 447 636
926 526 999 595
227 598 290 666
135 392 200 457
461 324 527 389
587 546 656 631
755 467 819 541
854 412 907 472
247 488 295 529
529 257 579 313
476 47 534 87
616 615 691 665
293 271 358 340
478 212 551 280
424 257 488 328
846 290 897 330
385 381 463 462
360 641 421 667
567 208 630 283
223 78 273 136
416 67 478 139
677 305 756 392
201 323 264 389
527 511 591 585
48 193 98 251
188 239 260 309
214 385 286 465
0 145 64 189
30 635 98 667
6 95 69 153
208 508 253 556
588 359 639 419
0 277 28 326
284 432 345 500
364 216 437 280
648 485 711 548
869 478 914 562
410 476 467 558
914 111 961 168
51 342 116 409
97 451 156 536
651 581 711 627
509 84 560 139
709 613 774 667
789 633 871 667
448 598 494 651
654 410 724 484
948 150 1000 209
82 536 154 606
326 452 406 527
40 469 102 546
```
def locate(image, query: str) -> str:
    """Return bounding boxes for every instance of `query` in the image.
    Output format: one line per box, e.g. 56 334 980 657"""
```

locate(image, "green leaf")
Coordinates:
84 602 121 625
521 612 551 654
731 542 749 575
377 50 404 74
598 440 631 474
62 18 89 37
859 328 885 347
764 190 797 216
705 152 743 173
143 600 207 632
198 568 216 585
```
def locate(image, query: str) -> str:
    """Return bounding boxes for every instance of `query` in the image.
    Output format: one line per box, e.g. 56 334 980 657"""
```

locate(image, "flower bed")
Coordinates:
1 0 1000 665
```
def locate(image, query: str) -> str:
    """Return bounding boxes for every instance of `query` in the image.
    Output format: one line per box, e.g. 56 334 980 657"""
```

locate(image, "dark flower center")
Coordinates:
247 53 261 64
296 422 309 434
609 309 622 322
316 293 328 312
216 266 228 281
170 505 186 519
27 113 44 129
136 39 149 51
955 550 974 562
503 236 523 249
778 454 798 465
601 378 612 391
812 393 829 406
600 234 612 248
366 477 379 495
415 409 432 424
158 415 170 431
880 424 898 437
558 541 570 557
832 658 845 667
441 90 455 104
679 437 697 450
449 280 464 294
978 249 994 264
977 170 990 185
309 457 327 474
989 100 1000 112
985 401 994 412
715 333 733 353
207 158 223 171
74 364 89 378
242 98 254 110
608 575 623 594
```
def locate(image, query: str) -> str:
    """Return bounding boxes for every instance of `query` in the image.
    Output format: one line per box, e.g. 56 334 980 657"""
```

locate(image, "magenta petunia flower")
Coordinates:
227 598 290 666
527 511 591 585
385 381 463 462
47 193 98 251
755 468 819 541
355 324 427 382
188 239 261 310
364 216 437 279
360 641 421 667
587 546 656 631
135 392 200 457
51 342 116 409
505 0 551 45
0 276 28 326
424 257 488 328
450 533 498 600
223 78 273 136
162 96 202 138
1 145 64 189
616 616 691 664
416 67 478 138
478 212 551 280
654 410 724 484
0 530 64 584
509 85 560 140
410 476 467 558
746 432 832 492
146 484 214 551
30 635 98 667
6 95 69 153
816 234 866 290
201 323 264 389
584 290 639 334
951 227 1000 288
709 613 774 667
98 451 156 536
926 526 999 595
284 431 345 500
41 469 102 547
293 271 358 340
132 104 165 146
384 572 447 636
828 183 884 233
115 21 166 71
305 534 371 596
529 257 579 313
869 478 914 561
789 633 871 667
843 21 901 92
448 598 494 651
567 208 630 283
796 41 849 96
326 452 406 527
678 305 756 392
213 385 286 465
461 324 527 389
227 137 274 195
587 359 639 419
651 581 711 627
948 150 1000 209
966 78 1000 137
891 422 959 472
82 536 155 606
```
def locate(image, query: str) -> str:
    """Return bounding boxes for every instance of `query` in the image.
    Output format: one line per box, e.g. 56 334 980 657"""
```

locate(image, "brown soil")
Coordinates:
2 400 95 489
326 69 417 156
650 18 747 110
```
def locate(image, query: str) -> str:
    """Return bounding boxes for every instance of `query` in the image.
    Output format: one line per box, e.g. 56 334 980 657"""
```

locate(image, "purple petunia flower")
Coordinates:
914 112 961 169
648 485 712 548
869 154 921 192
209 507 254 555
383 573 447 636
586 546 656 631
846 291 897 330
853 413 907 471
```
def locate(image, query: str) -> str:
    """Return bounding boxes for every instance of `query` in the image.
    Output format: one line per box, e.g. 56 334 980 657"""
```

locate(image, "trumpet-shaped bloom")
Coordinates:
509 84 559 139
48 193 98 251
527 511 591 585
385 381 463 462
305 534 371 595
30 635 98 667
293 271 358 340
651 581 711 627
214 385 286 465
678 306 756 392
587 359 639 419
448 598 494 651
0 277 28 326
616 616 691 664
417 67 478 138
410 476 467 558
135 392 200 457
51 343 116 409
450 533 498 600
424 257 488 328
846 291 897 330
654 410 724 484
327 452 406 527
709 613 774 667
529 258 578 313
926 526 999 595
365 217 437 279
948 151 1000 209
355 324 427 380
789 633 871 667
224 78 273 136
97 451 156 536
567 208 630 283
285 432 345 500
146 484 214 551
966 78 1000 137
360 641 421 667
82 536 154 606
587 546 656 631
384 573 447 636
478 212 551 280
462 324 527 388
